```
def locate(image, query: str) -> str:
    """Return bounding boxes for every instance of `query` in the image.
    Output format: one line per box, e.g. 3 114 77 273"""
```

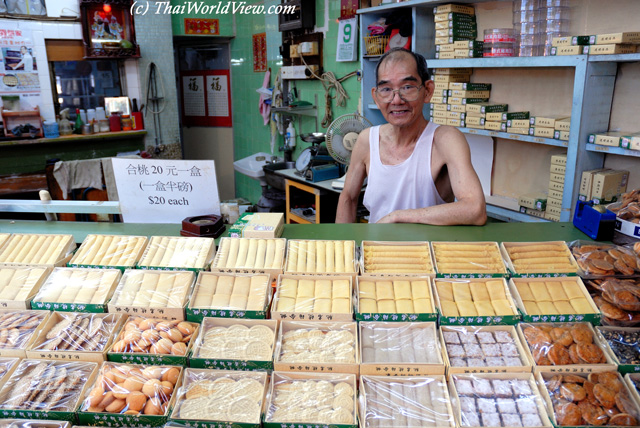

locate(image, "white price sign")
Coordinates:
336 18 358 62
112 158 220 223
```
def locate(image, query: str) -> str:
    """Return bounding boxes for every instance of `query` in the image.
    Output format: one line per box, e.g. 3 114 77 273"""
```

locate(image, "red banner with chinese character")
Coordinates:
252 32 267 72
184 18 219 35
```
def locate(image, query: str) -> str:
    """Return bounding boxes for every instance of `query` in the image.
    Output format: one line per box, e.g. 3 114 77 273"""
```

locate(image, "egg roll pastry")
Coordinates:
70 235 146 268
0 233 9 250
138 236 214 269
363 242 433 274
0 267 48 305
504 241 577 274
213 238 284 271
433 242 507 274
0 234 74 266
112 269 194 309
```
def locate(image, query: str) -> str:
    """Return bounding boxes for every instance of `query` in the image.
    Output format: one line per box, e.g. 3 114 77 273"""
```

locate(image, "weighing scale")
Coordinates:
295 133 342 182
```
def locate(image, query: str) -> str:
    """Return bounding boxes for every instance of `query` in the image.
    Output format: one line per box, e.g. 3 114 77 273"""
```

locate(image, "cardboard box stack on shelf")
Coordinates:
433 4 482 59
518 193 547 219
579 168 630 205
544 154 567 221
529 115 570 139
552 32 640 55
590 130 640 151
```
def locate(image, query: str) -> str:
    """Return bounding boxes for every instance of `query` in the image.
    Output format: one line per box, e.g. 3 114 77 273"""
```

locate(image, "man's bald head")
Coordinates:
375 48 430 86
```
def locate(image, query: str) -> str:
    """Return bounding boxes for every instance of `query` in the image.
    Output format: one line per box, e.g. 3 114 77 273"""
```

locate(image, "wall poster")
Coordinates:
180 70 232 127
0 27 41 109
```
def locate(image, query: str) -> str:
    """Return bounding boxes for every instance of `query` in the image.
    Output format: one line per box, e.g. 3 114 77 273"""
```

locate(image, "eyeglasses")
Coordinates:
375 84 424 102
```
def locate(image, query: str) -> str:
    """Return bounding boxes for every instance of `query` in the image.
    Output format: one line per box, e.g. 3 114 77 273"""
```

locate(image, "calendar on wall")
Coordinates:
180 69 232 127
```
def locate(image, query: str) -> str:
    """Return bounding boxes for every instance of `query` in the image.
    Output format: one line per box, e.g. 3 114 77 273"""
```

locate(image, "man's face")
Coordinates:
372 55 433 128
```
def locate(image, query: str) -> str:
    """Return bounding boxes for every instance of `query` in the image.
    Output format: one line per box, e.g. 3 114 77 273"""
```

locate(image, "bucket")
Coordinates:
43 121 59 138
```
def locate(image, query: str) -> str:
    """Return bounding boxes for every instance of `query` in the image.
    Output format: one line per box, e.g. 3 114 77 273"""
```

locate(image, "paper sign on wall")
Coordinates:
112 158 220 223
336 18 358 62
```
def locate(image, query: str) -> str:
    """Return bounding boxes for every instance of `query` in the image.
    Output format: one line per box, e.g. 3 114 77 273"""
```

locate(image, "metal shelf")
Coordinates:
456 127 569 148
271 106 317 117
427 56 586 69
586 143 640 157
358 0 494 14
588 53 640 63
485 195 550 223
367 103 379 110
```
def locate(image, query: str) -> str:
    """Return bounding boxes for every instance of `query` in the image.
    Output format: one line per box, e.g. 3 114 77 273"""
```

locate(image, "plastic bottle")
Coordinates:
285 122 296 148
59 109 72 136
74 108 84 134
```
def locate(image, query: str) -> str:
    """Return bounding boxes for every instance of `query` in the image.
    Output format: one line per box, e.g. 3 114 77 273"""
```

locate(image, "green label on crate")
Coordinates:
188 357 273 371
509 271 577 278
439 315 520 326
437 273 507 279
617 364 640 374
67 263 130 272
355 312 438 322
137 265 204 273
79 411 167 427
263 423 357 428
108 352 187 366
171 419 259 428
0 409 74 422
186 307 267 322
523 312 600 325
30 300 106 313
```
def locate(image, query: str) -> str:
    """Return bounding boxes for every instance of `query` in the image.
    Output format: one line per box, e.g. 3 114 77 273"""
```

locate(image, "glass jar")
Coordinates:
121 115 133 131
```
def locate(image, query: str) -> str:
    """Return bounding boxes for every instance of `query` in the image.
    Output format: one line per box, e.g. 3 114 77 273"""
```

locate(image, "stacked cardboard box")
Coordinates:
551 32 640 56
589 131 640 150
553 118 571 141
579 168 630 205
433 4 482 59
528 116 570 139
518 193 547 219
545 154 567 221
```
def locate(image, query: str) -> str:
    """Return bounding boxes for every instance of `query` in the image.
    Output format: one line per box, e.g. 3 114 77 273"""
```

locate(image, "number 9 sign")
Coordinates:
337 18 358 62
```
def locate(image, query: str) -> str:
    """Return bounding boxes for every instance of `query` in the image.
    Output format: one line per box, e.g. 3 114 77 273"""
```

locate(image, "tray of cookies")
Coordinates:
0 310 50 358
0 234 75 268
360 321 444 376
359 375 455 428
509 277 600 324
263 371 358 428
189 318 275 371
625 374 640 410
361 241 434 277
186 272 272 322
27 312 124 363
0 358 19 391
211 238 286 275
272 275 353 322
501 241 578 277
517 323 617 373
0 359 98 422
108 270 195 320
189 318 276 371
537 371 640 427
355 276 437 322
595 326 640 374
31 267 121 313
440 325 533 374
68 235 148 271
588 277 640 327
0 420 70 428
569 241 640 279
0 266 50 310
107 317 198 366
169 368 267 427
137 236 215 272
434 278 520 325
449 372 553 428
78 362 182 427
274 321 359 374
285 240 357 277
432 242 508 278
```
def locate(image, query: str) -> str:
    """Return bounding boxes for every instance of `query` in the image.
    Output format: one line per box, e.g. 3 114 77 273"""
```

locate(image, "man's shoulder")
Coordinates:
433 124 469 148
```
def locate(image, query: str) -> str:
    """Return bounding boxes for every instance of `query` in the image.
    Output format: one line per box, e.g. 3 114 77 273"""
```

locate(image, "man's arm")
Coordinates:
377 126 487 225
335 128 370 223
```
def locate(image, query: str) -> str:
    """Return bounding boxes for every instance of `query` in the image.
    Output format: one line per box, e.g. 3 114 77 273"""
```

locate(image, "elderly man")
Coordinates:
336 48 486 225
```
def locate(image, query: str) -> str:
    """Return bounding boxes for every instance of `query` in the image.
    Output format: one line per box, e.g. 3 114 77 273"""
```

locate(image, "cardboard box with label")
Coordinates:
591 169 629 203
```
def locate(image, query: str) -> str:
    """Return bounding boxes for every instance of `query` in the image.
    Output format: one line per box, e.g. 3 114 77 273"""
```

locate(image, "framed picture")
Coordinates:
80 0 140 59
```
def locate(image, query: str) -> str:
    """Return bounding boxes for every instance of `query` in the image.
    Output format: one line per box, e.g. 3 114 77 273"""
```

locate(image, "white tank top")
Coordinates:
363 122 446 223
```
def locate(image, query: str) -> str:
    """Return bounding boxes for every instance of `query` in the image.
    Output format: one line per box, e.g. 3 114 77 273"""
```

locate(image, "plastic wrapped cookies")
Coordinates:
286 240 356 273
138 236 215 270
31 313 120 355
265 372 357 425
361 376 455 428
358 278 433 314
435 279 517 318
442 326 529 370
110 317 197 357
0 311 48 356
190 273 270 312
0 234 74 266
274 277 352 315
0 358 19 387
194 319 275 361
276 321 357 365
109 270 194 315
433 242 507 275
0 360 97 413
212 238 285 271
363 242 434 274
172 369 266 423
81 362 180 416
452 374 551 428
0 266 49 308
32 267 120 307
69 234 148 268
503 242 577 274
512 278 597 317
360 322 442 366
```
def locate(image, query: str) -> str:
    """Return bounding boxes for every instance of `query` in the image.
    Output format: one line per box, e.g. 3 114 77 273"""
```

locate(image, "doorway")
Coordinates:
174 38 235 201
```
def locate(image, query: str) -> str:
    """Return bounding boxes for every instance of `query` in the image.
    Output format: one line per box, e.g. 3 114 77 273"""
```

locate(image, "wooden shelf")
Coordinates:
456 127 569 148
0 130 146 148
586 143 640 158
485 195 551 223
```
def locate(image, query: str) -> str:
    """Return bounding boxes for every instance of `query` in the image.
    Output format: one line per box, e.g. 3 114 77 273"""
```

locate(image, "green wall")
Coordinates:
231 0 362 204
170 0 235 36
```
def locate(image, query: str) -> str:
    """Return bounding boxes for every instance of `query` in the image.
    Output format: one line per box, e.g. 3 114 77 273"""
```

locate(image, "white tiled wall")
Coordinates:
0 18 140 121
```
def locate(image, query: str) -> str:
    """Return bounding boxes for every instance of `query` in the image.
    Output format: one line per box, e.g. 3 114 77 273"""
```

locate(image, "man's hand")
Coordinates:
376 211 397 223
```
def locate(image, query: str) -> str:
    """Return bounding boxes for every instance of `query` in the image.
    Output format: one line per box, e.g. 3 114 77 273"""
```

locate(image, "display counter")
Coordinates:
0 220 589 244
